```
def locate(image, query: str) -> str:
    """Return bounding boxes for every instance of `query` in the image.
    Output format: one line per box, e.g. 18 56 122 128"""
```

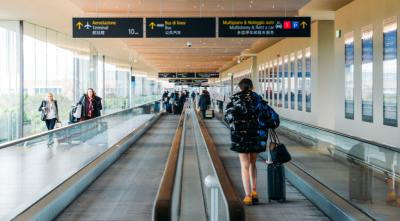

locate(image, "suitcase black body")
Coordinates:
268 163 286 202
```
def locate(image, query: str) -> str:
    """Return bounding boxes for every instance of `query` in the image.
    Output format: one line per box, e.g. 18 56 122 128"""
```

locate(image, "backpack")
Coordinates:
257 100 280 129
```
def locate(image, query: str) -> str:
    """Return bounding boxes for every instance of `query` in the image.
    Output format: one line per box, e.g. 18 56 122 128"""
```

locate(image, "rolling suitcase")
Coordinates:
268 163 286 202
205 109 214 119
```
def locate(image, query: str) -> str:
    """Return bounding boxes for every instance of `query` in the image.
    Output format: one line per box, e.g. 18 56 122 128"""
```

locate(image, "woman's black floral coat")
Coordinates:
224 91 268 153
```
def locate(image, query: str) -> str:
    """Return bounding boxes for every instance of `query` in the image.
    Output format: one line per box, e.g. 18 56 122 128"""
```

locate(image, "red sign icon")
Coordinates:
283 21 291 29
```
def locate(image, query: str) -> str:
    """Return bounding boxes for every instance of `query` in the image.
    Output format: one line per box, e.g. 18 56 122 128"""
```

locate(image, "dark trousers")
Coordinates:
45 118 57 130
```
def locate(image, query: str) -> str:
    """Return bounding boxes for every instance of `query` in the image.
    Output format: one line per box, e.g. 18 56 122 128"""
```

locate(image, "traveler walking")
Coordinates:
38 92 60 145
224 78 268 205
77 88 103 121
198 90 211 118
38 92 60 131
162 90 170 112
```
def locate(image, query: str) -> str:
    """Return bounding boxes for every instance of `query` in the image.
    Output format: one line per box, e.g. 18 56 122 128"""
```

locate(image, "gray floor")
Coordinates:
204 119 330 221
56 115 179 221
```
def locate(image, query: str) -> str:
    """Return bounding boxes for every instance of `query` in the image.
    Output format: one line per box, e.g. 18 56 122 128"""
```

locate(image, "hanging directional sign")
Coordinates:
159 72 219 78
169 79 208 84
73 18 143 38
146 17 216 38
218 17 311 38
158 72 177 78
196 72 219 78
176 72 196 78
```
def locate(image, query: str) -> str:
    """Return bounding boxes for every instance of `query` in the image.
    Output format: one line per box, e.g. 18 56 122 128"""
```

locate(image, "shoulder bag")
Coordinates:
269 129 291 164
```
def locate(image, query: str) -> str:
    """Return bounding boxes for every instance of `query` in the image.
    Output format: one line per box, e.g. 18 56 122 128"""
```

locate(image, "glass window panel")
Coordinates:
305 48 312 112
269 62 273 103
290 54 295 110
0 21 21 143
361 27 374 122
383 19 397 127
297 51 303 111
345 34 355 119
278 58 283 107
284 56 289 109
273 60 278 107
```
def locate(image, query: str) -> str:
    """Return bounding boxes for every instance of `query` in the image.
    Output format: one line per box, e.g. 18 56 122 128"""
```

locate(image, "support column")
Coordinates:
18 21 24 138
229 73 234 96
251 56 259 92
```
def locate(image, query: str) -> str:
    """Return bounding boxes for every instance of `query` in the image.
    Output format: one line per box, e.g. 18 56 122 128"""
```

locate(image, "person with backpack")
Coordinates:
77 88 103 121
224 78 279 206
198 90 211 118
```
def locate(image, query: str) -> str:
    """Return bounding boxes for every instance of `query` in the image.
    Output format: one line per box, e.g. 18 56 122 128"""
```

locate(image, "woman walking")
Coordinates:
38 93 60 145
78 88 103 121
38 92 60 131
224 78 267 205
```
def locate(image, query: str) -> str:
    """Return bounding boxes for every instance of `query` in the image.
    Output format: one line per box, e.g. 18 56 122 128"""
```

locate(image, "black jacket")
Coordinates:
78 94 102 119
162 92 170 102
224 91 267 153
38 100 59 120
198 93 211 111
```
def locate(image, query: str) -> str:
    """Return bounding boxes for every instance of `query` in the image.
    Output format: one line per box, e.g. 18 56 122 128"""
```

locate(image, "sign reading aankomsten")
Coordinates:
218 17 311 37
73 18 143 38
146 17 216 38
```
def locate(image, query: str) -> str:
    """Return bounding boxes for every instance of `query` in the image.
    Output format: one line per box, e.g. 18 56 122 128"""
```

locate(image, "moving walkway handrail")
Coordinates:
195 110 245 221
153 109 186 221
215 98 399 152
0 100 161 149
280 117 399 152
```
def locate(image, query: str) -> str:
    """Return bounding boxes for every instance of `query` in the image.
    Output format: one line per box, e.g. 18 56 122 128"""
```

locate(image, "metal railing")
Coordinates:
0 100 160 149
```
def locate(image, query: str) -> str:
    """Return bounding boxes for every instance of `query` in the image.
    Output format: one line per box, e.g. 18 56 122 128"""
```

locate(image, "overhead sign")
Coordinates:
159 72 219 79
146 17 216 38
218 17 311 37
196 72 219 78
177 72 196 78
73 18 143 38
158 73 177 78
169 79 208 84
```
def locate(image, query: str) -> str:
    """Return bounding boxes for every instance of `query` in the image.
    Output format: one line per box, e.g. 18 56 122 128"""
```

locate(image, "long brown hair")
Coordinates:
87 88 96 97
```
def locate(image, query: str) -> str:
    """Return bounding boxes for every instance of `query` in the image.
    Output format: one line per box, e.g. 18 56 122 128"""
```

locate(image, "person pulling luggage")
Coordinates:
77 88 103 121
224 78 268 205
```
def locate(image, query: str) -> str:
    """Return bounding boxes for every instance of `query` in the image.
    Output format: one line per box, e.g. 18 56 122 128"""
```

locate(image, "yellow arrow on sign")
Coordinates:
300 21 308 29
149 22 156 30
76 21 83 30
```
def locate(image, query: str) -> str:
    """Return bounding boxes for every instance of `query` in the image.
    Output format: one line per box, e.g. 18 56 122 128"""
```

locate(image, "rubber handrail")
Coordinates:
215 99 399 153
153 109 186 221
195 111 245 221
0 100 161 149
